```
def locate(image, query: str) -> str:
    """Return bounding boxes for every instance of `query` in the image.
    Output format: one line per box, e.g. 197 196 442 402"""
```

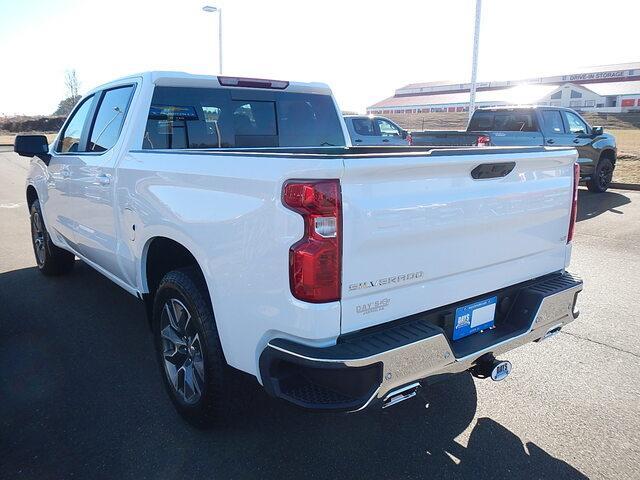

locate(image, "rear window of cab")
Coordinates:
468 111 538 132
143 87 345 149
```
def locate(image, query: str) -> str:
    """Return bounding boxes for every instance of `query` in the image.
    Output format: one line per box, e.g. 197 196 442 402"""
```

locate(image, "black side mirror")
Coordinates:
401 130 408 139
591 126 604 136
14 135 51 164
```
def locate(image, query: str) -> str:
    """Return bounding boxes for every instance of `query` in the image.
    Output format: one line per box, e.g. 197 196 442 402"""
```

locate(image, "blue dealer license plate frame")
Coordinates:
453 296 497 341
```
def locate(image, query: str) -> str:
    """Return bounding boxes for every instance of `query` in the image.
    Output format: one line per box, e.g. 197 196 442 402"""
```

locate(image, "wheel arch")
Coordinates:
599 148 616 165
140 234 234 370
26 184 38 210
141 236 209 298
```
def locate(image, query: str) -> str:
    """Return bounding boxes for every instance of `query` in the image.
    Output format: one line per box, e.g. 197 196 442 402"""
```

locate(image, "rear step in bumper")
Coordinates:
259 272 582 412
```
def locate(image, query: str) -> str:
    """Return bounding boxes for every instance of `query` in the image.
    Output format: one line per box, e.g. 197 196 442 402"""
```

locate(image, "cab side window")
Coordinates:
564 111 589 134
56 95 94 153
376 118 400 137
88 85 135 152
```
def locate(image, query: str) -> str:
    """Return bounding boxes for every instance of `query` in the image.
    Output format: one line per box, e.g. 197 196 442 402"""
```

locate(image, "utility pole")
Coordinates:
468 0 482 121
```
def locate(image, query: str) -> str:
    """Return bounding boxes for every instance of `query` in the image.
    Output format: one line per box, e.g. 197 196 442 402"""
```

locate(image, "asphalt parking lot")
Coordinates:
1 148 639 480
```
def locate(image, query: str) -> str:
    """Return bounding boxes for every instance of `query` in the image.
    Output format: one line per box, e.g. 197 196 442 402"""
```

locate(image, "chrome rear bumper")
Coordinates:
259 272 583 412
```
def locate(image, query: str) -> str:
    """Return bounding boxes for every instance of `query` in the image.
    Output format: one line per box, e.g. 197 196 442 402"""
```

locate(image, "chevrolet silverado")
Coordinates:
15 72 583 425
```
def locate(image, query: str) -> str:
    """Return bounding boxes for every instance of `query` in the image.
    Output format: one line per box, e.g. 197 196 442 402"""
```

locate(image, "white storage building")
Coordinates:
367 62 640 114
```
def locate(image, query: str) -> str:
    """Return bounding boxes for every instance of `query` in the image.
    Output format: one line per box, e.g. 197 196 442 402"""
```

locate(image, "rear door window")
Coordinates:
88 85 135 152
351 118 375 136
143 87 345 149
540 110 565 134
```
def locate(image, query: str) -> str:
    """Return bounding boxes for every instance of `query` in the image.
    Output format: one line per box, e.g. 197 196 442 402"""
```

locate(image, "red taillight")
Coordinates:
283 180 341 303
476 135 491 147
567 162 580 243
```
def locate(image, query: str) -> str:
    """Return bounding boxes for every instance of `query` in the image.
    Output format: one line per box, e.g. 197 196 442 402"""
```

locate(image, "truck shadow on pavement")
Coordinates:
0 262 587 480
577 188 630 222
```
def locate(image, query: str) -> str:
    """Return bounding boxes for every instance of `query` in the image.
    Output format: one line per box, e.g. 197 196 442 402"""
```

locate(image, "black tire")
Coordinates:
152 267 230 427
586 157 614 193
29 199 75 276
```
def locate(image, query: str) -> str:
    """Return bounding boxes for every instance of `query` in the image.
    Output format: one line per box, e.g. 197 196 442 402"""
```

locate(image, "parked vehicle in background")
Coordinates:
15 72 582 426
344 115 411 145
410 106 617 192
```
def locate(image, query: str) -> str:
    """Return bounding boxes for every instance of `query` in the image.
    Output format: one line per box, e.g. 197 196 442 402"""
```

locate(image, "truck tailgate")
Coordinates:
410 130 477 146
486 131 544 146
340 148 577 334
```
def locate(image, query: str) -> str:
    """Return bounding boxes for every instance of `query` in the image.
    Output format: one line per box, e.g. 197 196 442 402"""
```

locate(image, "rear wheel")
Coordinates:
153 268 230 426
29 200 75 275
587 157 614 193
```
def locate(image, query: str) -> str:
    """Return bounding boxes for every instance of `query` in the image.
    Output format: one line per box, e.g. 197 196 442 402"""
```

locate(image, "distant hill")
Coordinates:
0 116 65 134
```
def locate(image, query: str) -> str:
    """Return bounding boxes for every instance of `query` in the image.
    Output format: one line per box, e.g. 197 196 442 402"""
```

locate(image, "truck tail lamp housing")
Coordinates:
476 135 491 147
567 162 580 243
283 180 341 303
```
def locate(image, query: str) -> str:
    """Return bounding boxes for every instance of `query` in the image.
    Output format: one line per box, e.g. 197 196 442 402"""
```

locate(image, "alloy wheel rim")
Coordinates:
599 163 613 189
160 298 205 404
31 211 46 266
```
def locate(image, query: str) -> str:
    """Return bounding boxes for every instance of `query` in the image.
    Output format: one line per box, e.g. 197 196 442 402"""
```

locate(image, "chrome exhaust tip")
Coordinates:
382 382 420 409
539 324 562 342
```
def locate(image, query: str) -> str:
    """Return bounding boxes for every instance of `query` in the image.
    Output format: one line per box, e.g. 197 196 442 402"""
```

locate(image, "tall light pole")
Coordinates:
202 5 223 74
468 0 482 121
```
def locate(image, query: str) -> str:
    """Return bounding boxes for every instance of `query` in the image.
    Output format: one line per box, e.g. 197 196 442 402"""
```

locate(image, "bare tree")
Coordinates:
64 69 80 99
54 70 82 116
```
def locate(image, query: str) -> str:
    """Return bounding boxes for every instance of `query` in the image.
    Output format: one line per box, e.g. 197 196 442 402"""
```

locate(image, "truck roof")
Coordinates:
476 105 576 113
87 71 334 96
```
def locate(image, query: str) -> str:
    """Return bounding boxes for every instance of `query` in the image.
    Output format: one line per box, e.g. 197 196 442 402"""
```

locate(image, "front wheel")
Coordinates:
30 200 75 275
152 268 230 426
587 157 614 193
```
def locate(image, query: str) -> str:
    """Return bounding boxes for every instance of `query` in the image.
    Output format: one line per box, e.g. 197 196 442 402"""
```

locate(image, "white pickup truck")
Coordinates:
15 71 583 425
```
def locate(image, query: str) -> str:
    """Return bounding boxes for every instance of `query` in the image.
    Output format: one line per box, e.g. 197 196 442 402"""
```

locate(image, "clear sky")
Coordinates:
1 0 639 116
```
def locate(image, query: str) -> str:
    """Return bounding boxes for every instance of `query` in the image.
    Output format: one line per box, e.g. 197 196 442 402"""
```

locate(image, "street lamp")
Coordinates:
202 5 223 74
468 0 482 121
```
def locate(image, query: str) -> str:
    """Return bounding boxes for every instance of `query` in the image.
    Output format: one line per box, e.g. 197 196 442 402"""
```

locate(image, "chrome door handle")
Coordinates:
95 173 111 186
546 139 555 144
382 139 390 143
573 139 580 144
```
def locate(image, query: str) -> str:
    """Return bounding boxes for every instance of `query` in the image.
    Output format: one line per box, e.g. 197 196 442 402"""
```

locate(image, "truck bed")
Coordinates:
132 145 563 157
409 130 546 148
126 145 578 344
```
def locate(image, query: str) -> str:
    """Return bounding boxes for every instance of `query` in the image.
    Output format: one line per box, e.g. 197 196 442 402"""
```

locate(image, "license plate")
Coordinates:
453 296 497 341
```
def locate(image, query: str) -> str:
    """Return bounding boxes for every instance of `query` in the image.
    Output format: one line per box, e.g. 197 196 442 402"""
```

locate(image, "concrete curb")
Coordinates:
610 182 640 191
